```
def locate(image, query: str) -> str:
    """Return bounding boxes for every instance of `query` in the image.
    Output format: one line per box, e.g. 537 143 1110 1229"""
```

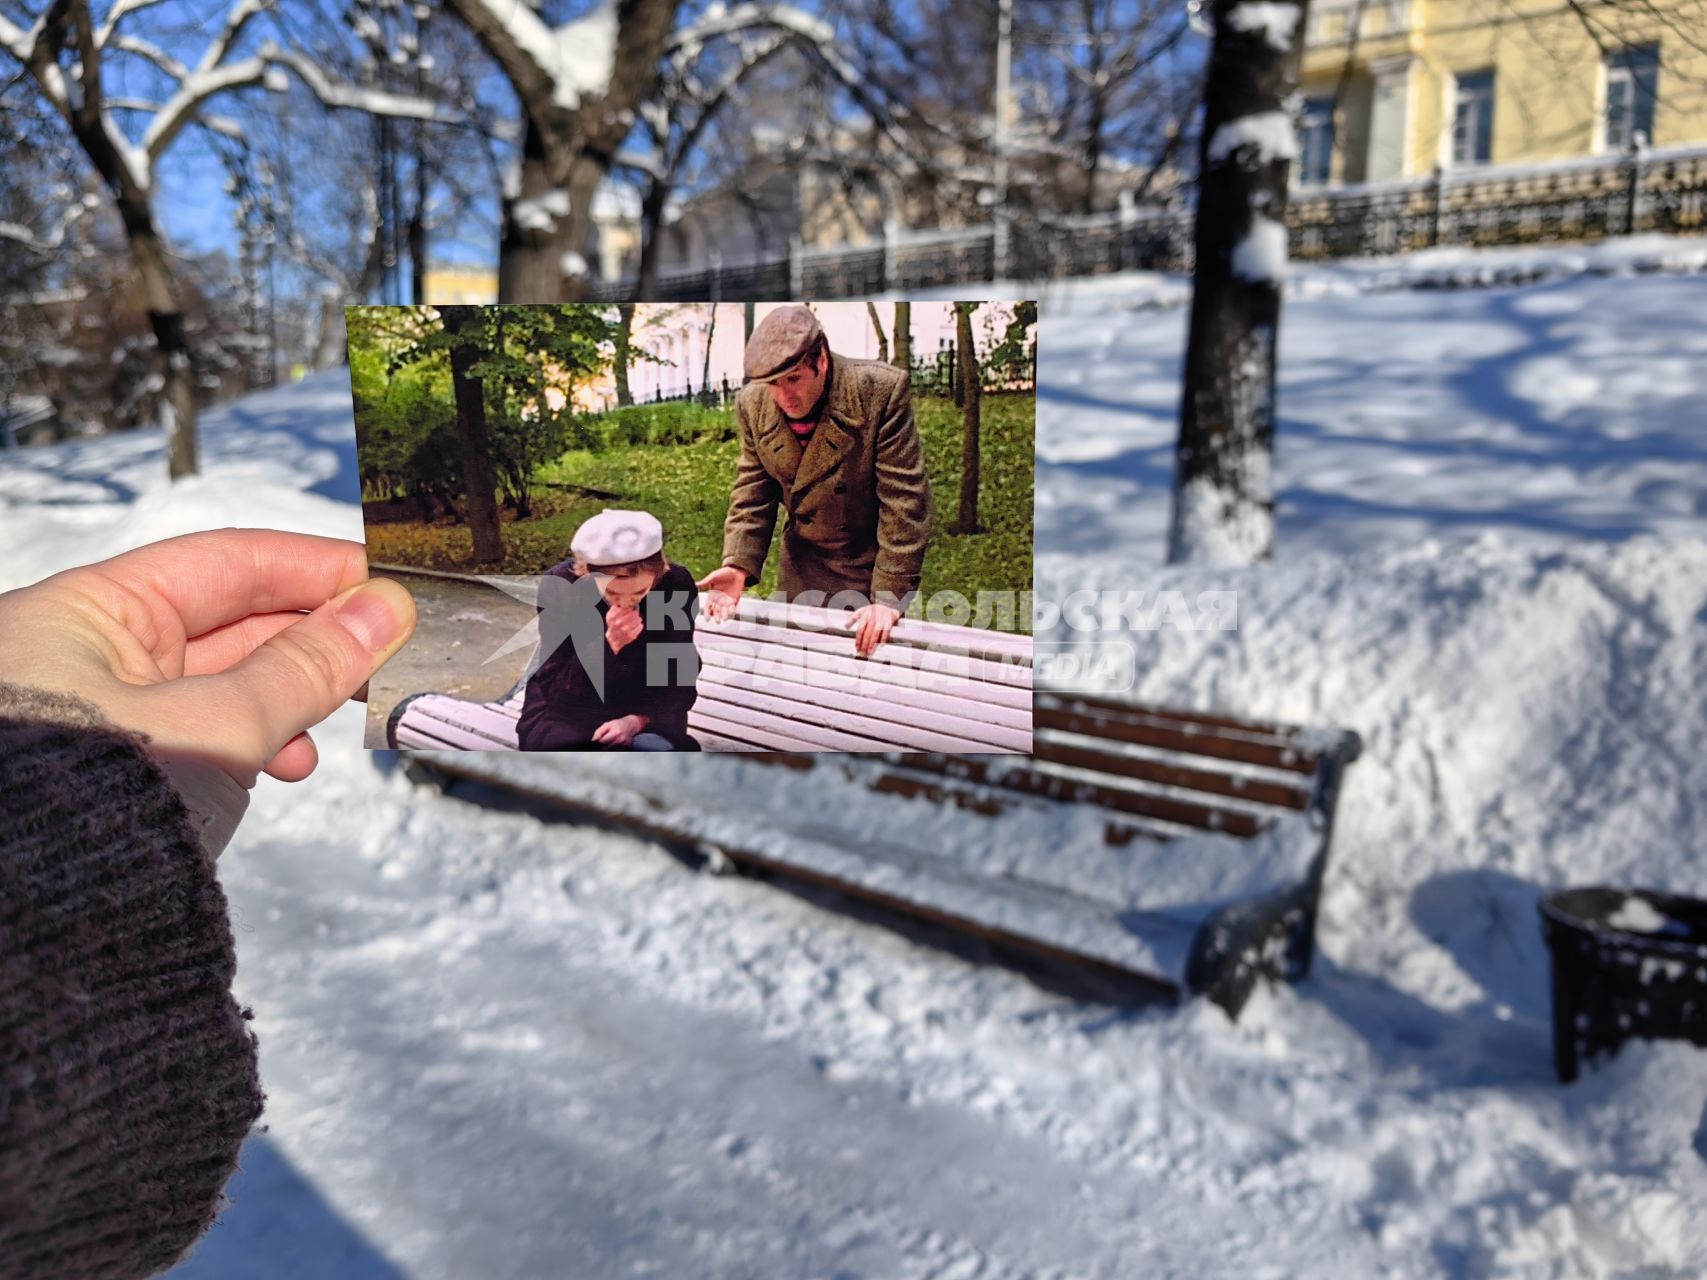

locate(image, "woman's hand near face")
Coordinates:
605 604 644 653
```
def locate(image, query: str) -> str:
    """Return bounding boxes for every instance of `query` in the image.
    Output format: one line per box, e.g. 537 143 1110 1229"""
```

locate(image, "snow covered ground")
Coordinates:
3 238 1706 1278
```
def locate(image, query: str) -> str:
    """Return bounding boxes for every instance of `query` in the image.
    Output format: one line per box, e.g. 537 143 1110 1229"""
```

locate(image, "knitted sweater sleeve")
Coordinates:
0 681 264 1280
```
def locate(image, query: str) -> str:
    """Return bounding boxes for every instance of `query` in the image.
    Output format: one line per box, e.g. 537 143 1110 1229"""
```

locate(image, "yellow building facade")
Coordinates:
1299 0 1707 185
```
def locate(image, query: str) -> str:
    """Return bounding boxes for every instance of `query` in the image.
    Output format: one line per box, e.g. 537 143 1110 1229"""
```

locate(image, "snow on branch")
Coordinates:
262 46 459 122
666 3 834 55
95 0 173 48
0 193 101 254
108 33 188 81
141 55 270 161
1207 111 1298 166
1225 2 1300 52
445 0 618 113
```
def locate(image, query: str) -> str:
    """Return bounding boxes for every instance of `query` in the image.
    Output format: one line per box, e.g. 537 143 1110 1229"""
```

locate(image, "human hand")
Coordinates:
849 602 902 656
0 528 416 857
591 714 647 747
605 603 644 654
693 565 747 622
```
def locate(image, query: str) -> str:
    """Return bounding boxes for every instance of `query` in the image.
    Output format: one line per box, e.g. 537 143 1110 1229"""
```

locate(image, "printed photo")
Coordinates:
350 301 1036 753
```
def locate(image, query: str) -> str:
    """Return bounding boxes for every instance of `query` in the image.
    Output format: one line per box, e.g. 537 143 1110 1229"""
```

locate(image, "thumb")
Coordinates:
693 569 721 589
199 577 416 771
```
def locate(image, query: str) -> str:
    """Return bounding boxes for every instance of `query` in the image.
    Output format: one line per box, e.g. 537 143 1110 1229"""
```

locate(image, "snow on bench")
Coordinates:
388 595 1360 1014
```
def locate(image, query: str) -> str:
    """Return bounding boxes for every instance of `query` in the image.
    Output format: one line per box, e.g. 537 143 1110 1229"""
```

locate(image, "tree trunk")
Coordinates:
409 152 429 304
865 301 889 363
439 307 505 564
892 301 911 373
499 124 603 304
743 302 755 343
636 184 670 301
130 225 199 479
1167 0 1307 566
614 303 635 406
46 3 199 480
951 303 981 534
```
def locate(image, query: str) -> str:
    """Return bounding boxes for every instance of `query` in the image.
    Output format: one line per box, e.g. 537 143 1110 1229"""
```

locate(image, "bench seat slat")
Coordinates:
698 667 1024 754
697 648 1033 752
689 695 904 752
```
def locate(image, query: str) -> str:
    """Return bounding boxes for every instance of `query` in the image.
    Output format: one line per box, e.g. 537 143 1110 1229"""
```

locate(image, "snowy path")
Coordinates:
184 765 1378 1280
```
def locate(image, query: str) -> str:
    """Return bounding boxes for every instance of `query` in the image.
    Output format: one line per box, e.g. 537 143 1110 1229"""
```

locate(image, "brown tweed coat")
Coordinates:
720 353 933 607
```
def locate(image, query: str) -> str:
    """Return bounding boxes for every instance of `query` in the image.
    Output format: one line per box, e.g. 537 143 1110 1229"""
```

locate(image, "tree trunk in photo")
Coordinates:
700 304 718 400
614 304 635 406
866 301 889 363
951 303 982 535
1167 0 1308 566
744 302 755 343
439 307 505 564
892 301 911 374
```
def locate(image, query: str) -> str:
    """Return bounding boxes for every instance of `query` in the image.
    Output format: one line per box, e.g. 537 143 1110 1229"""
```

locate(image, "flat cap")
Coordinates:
744 305 824 383
571 509 664 567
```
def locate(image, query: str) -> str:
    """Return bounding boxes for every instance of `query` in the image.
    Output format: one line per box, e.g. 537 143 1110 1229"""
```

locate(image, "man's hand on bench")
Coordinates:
851 602 901 656
695 565 748 622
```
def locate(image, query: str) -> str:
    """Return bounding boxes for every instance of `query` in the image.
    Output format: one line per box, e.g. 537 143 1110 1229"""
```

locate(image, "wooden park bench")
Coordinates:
389 593 1360 1016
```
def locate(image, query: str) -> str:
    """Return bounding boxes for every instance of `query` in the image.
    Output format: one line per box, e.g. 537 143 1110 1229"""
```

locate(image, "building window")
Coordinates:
1299 98 1335 185
1606 44 1660 151
1451 69 1495 166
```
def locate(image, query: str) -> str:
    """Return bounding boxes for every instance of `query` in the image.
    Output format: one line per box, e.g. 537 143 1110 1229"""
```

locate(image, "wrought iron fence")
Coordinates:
583 144 1707 303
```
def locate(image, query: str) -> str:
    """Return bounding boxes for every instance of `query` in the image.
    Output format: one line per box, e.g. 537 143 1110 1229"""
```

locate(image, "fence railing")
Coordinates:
584 144 1707 303
620 339 1035 411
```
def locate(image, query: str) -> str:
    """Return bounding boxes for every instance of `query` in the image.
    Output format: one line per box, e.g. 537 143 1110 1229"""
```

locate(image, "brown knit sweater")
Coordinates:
0 681 263 1279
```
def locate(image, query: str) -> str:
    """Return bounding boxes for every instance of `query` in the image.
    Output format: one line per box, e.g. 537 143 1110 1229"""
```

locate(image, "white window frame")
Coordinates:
1448 69 1496 169
1603 44 1660 153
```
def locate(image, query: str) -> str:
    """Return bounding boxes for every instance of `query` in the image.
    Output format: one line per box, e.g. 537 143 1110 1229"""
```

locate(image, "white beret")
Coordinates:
570 509 664 567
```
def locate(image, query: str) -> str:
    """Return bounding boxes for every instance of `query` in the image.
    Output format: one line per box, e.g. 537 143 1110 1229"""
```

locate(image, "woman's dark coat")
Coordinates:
516 560 700 750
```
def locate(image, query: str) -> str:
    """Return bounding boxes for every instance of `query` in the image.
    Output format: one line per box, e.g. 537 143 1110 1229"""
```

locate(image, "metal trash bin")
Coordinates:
1540 887 1707 1083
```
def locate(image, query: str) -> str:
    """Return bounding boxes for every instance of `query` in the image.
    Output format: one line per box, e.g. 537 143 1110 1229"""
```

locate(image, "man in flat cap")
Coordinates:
694 305 933 655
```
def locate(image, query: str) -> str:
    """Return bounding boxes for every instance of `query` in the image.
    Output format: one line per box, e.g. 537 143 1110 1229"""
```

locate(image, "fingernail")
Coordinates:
335 582 405 652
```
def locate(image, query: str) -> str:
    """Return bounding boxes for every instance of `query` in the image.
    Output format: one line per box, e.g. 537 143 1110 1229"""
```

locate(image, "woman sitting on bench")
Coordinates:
516 509 701 752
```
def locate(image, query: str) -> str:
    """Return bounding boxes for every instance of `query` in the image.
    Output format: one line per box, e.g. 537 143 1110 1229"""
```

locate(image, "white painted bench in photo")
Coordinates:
387 595 1035 754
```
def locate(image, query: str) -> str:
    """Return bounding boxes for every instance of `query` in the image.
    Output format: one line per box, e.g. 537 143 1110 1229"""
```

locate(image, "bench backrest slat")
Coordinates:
735 596 1036 666
1030 738 1311 810
887 753 1268 836
703 616 1032 691
1035 704 1318 774
1036 690 1302 740
695 631 1034 718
